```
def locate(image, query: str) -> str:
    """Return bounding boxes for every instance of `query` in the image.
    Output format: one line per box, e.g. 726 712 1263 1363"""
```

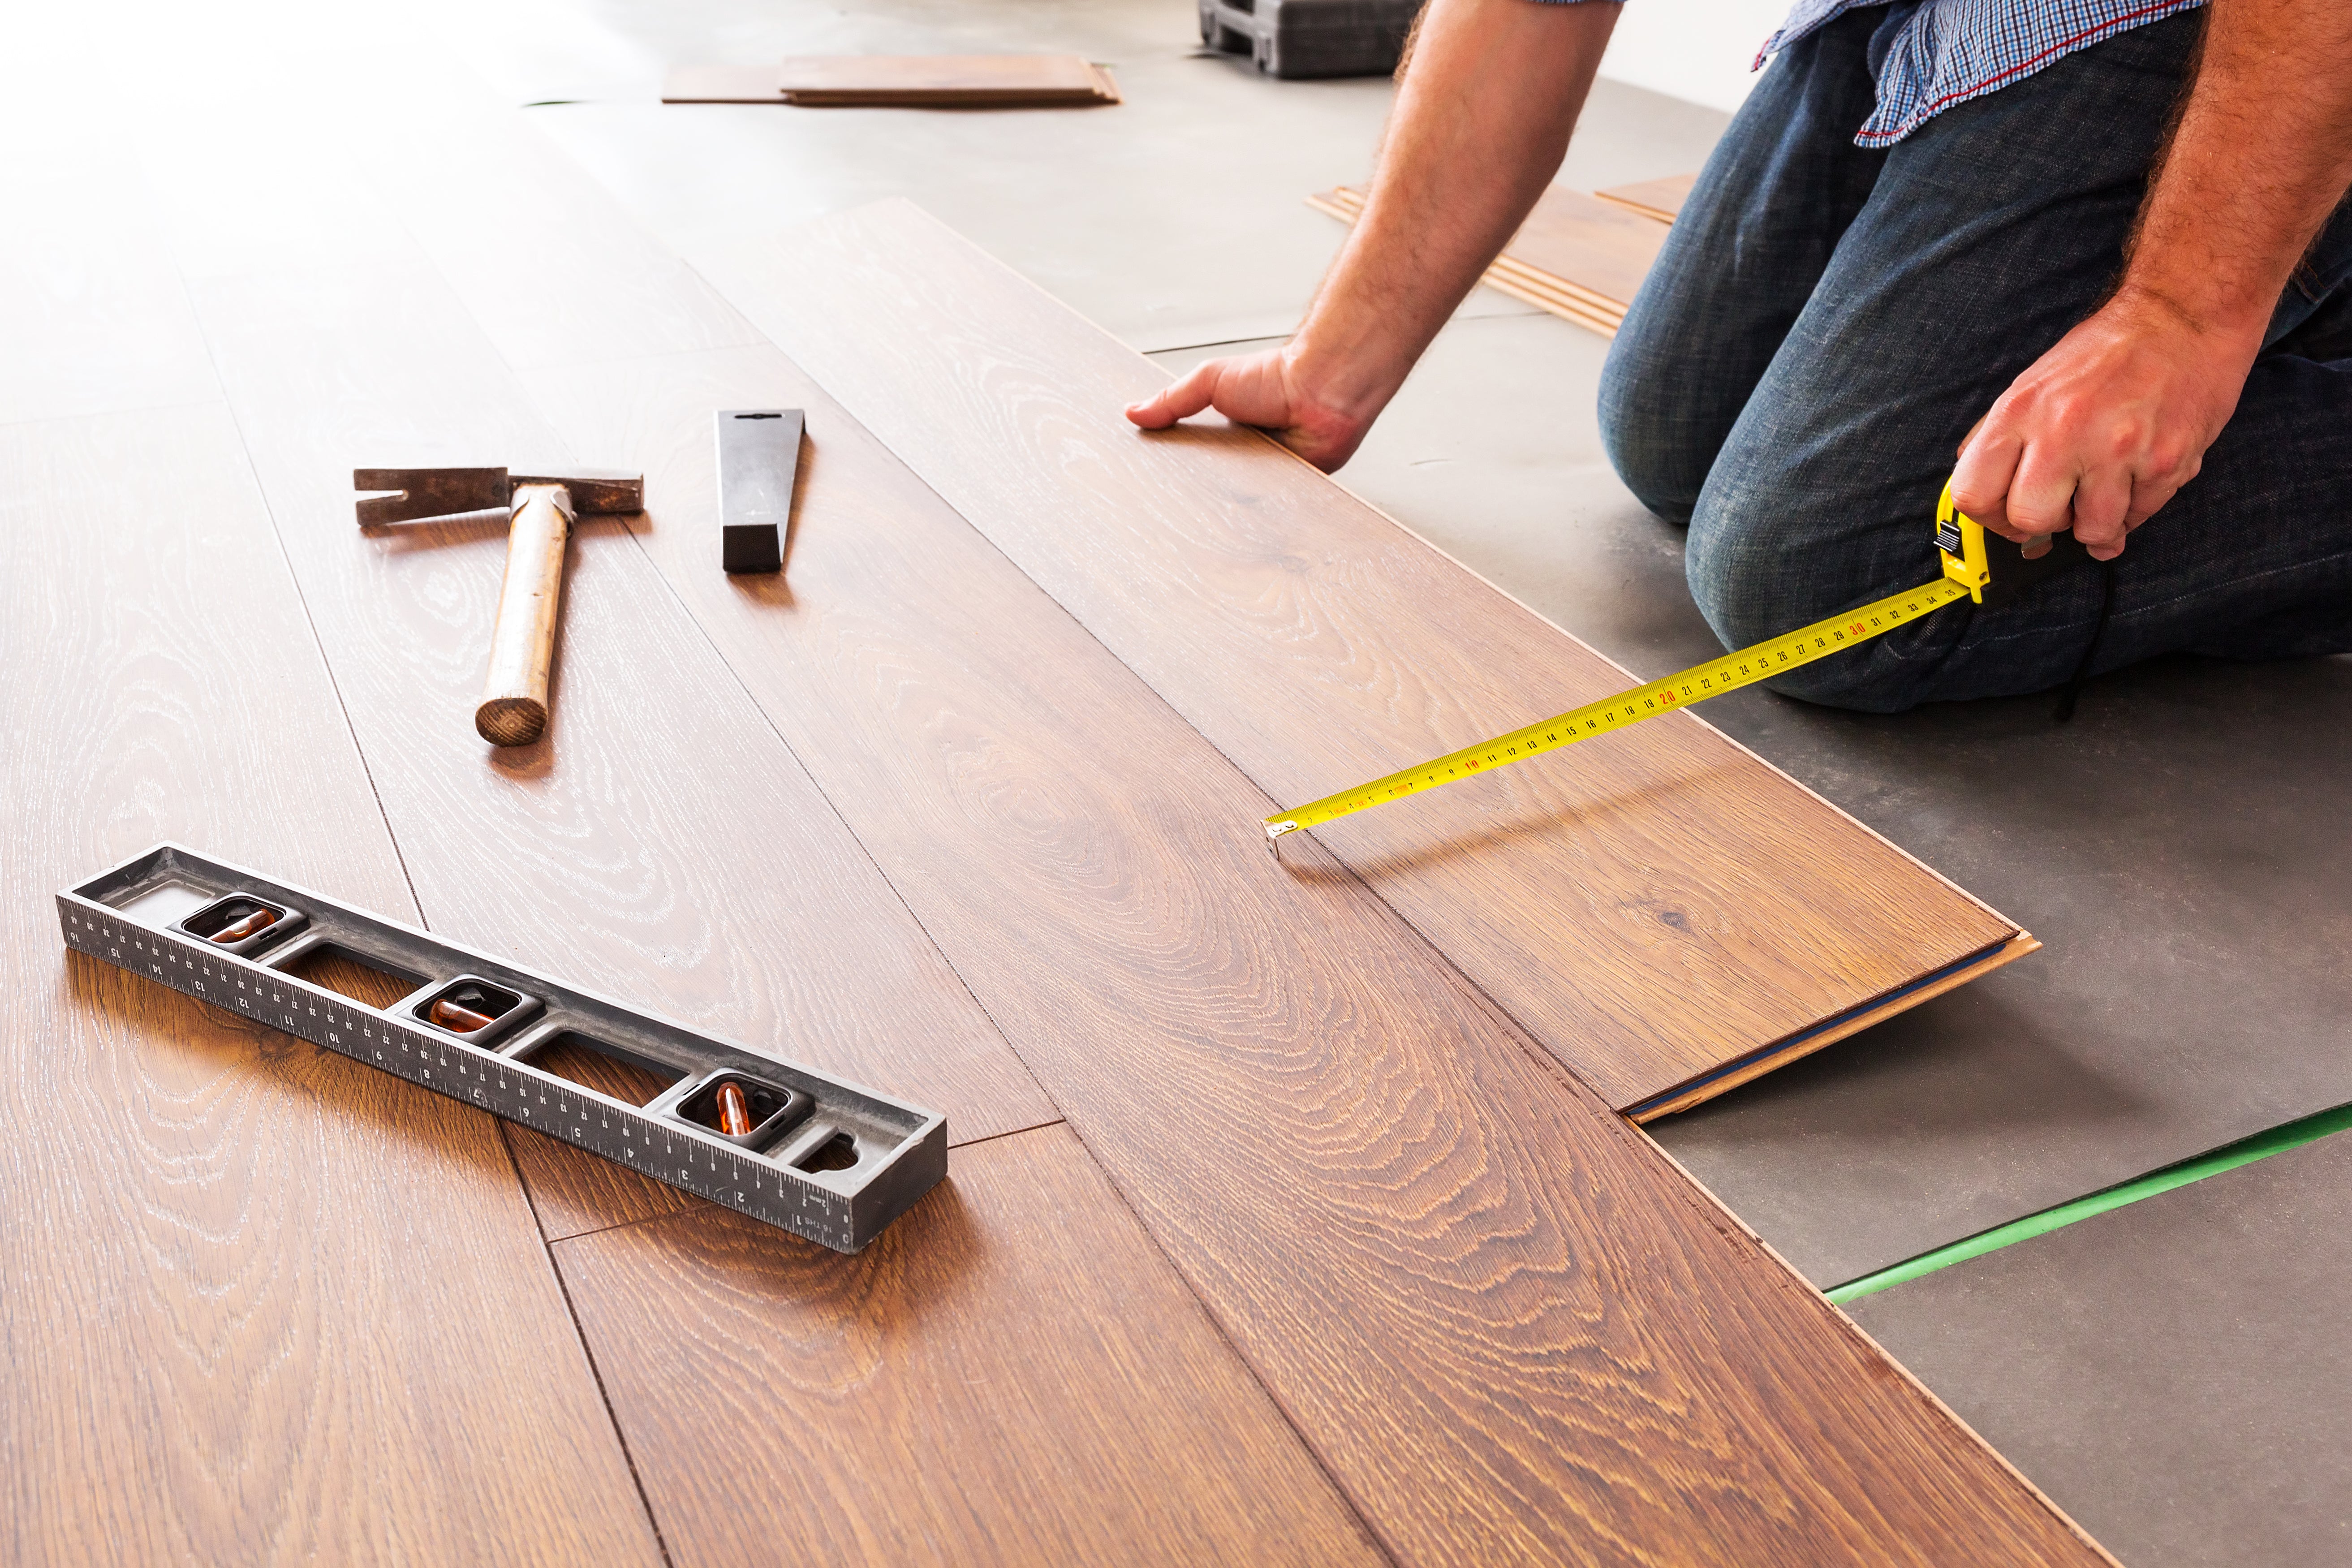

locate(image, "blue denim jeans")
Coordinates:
1598 8 2352 711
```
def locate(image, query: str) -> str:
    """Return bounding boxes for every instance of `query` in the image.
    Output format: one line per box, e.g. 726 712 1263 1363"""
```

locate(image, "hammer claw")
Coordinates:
355 465 643 526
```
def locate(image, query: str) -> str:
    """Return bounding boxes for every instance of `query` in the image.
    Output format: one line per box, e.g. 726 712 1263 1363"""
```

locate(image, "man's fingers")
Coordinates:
1949 425 2023 535
1124 362 1222 430
2124 462 2188 530
2003 444 2083 542
2070 468 2133 559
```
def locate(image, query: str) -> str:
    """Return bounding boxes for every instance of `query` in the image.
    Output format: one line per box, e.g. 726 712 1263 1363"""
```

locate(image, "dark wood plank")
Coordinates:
554 1125 1385 1566
180 256 1059 1240
516 340 2109 1564
0 404 662 1564
683 200 2025 1113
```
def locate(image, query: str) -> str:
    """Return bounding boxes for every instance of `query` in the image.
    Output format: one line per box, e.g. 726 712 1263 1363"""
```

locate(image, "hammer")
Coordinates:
355 465 644 747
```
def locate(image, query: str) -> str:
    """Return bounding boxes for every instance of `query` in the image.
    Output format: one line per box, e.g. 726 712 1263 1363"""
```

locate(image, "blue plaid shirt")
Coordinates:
1760 0 2206 144
1539 0 2206 146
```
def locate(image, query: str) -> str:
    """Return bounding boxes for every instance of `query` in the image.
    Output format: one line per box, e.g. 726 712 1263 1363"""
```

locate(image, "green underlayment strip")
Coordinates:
1825 1100 2352 1306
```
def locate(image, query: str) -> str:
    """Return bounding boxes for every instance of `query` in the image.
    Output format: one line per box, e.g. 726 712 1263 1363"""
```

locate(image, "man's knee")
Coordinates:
1684 450 1948 713
1598 310 1706 526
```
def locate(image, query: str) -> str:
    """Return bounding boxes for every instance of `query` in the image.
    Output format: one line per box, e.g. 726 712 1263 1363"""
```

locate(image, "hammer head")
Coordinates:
355 466 644 526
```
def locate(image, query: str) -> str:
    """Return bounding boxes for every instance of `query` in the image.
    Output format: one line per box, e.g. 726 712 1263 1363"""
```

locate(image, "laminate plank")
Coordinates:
554 1125 1385 1566
181 257 1058 1239
1314 184 1663 316
516 340 2107 1564
684 201 2025 1113
1309 188 1625 337
0 404 661 1566
1594 172 1696 224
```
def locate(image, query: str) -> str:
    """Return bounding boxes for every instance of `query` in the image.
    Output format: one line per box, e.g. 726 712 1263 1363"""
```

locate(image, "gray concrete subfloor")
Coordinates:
1844 1128 2352 1568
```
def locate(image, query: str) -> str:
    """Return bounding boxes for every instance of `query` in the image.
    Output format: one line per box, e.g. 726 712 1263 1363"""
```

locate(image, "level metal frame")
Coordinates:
57 843 946 1252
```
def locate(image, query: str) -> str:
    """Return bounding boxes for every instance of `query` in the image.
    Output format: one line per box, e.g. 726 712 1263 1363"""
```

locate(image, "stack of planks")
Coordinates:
663 55 1121 107
1310 173 1695 337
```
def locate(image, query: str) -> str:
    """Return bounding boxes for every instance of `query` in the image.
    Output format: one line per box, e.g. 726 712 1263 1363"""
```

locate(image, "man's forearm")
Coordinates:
1289 0 1620 422
2120 0 2352 345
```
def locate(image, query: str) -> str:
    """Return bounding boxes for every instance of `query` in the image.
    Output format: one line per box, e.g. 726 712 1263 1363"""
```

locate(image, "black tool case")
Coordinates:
1199 0 1424 79
57 843 947 1252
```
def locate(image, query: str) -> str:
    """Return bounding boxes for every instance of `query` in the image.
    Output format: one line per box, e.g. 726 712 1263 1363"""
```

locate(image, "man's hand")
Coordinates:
1952 0 2352 560
1122 0 1619 469
1951 288 2259 560
1125 345 1373 471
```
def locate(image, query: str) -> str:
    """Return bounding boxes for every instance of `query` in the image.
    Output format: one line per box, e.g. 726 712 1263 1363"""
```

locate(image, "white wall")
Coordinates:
1595 0 1792 112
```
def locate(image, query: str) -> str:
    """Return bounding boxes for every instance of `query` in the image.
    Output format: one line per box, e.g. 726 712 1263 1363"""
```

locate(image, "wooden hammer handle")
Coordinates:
475 484 573 747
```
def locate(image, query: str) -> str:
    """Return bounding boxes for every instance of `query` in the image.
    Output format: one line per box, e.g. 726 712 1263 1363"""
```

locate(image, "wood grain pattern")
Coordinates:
555 1125 1385 1566
0 405 661 1566
180 255 1058 1240
516 340 2107 1564
685 201 2023 1113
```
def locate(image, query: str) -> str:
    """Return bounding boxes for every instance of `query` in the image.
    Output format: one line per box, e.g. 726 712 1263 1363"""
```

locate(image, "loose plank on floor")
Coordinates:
182 255 1057 1239
685 199 2025 1113
519 338 2107 1565
0 405 660 1567
556 1124 1384 1566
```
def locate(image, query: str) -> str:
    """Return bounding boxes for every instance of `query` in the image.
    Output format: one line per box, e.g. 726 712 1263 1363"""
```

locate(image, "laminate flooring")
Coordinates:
8 2 2128 1561
495 0 2352 1302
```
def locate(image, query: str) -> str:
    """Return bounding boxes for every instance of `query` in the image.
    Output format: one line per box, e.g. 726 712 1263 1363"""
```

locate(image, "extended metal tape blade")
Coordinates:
1264 574 1973 841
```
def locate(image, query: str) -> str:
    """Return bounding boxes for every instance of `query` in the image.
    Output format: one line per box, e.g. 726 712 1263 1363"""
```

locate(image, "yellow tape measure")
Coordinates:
1263 483 1992 842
